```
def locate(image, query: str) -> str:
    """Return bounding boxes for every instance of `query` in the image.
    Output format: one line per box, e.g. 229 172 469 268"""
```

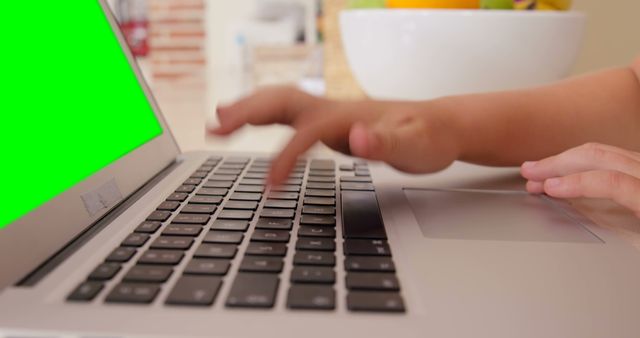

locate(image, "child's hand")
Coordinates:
208 86 460 185
521 143 640 217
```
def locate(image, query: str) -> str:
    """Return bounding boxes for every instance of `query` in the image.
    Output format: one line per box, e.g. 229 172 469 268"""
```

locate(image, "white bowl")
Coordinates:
340 9 586 100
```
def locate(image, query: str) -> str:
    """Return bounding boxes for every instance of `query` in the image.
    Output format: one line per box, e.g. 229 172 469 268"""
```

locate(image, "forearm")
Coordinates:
432 62 640 166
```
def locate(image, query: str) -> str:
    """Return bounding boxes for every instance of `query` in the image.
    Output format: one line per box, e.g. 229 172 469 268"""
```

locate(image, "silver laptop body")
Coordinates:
1 1 640 337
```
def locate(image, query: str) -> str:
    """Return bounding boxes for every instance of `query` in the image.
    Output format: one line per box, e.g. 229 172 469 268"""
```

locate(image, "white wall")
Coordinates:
572 0 640 73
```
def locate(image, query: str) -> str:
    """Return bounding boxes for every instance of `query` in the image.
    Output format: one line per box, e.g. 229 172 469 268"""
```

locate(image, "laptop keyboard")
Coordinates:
67 156 405 312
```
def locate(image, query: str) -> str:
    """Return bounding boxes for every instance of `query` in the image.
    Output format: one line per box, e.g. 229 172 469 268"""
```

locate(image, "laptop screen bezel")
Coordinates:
0 0 181 289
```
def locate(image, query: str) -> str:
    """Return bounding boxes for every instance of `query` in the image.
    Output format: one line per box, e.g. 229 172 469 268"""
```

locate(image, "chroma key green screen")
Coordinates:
0 2 163 229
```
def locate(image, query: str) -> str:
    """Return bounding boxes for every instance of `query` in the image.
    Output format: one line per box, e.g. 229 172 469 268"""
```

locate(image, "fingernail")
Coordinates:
545 178 562 188
522 161 537 169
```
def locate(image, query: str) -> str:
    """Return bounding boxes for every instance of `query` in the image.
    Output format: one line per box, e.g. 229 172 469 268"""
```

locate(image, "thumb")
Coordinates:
349 117 457 174
349 121 421 172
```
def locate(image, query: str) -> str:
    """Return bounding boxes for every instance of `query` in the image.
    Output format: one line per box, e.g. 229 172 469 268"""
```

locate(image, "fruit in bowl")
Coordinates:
340 9 586 100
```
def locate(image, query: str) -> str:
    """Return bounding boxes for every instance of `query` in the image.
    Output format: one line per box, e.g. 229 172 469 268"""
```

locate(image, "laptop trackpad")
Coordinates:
403 188 601 243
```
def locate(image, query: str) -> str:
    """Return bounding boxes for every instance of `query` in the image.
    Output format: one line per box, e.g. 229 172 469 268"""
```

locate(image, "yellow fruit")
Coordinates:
536 0 572 10
386 0 480 9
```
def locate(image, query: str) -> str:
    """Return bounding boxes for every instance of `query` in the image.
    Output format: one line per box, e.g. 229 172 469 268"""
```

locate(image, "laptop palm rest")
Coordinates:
403 188 602 243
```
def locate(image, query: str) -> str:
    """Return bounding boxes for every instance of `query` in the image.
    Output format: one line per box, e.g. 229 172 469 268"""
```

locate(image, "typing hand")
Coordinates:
521 143 640 217
208 86 460 185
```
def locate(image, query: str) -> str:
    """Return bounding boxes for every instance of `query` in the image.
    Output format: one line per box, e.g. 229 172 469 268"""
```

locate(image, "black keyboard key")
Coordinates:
303 197 335 206
244 172 267 179
298 226 336 238
184 258 231 276
224 200 259 210
209 174 237 181
162 224 203 237
138 250 184 265
302 206 335 215
181 204 217 214
287 285 335 310
225 157 250 164
106 247 137 262
346 273 400 291
264 199 297 209
245 242 287 256
345 256 396 272
88 263 121 281
251 229 290 243
194 243 237 259
239 256 283 273
196 188 228 196
307 176 335 183
344 239 391 256
267 192 298 200
166 276 222 306
190 171 208 179
226 273 279 308
157 201 180 211
260 208 295 219
184 178 202 185
255 218 293 230
347 291 405 312
123 265 173 283
204 231 244 244
215 168 243 175
247 167 269 173
305 189 335 197
306 182 336 190
308 170 335 177
211 219 249 231
105 283 160 304
175 184 196 193
150 236 194 250
229 192 262 201
218 210 253 220
68 281 104 301
271 185 300 193
167 192 189 202
189 195 223 205
294 251 335 266
341 191 387 239
340 176 372 183
121 233 150 247
300 215 335 226
147 210 171 222
203 180 234 188
341 182 375 191
235 185 265 193
310 159 335 169
239 178 266 186
296 238 335 251
290 266 335 284
355 169 371 177
135 221 162 234
172 213 210 225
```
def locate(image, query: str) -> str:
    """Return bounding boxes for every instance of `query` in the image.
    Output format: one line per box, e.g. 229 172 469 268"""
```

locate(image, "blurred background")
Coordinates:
108 0 640 152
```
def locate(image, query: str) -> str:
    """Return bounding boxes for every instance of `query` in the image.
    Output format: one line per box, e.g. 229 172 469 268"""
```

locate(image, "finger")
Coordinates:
208 87 322 135
526 180 545 194
268 115 348 185
543 170 640 216
521 143 640 181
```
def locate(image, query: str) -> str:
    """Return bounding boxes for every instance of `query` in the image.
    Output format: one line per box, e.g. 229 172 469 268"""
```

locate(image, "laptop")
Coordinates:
2 1 640 337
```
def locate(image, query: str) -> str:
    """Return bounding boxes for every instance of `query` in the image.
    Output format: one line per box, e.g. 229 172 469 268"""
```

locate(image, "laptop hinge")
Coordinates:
16 159 182 287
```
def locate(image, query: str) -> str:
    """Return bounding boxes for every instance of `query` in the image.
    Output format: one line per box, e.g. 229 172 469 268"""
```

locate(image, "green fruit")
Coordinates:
480 0 514 9
347 0 386 9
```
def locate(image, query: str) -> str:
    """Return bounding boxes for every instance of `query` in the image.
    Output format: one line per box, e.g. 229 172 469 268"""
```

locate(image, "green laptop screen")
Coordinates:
0 2 163 229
